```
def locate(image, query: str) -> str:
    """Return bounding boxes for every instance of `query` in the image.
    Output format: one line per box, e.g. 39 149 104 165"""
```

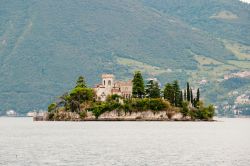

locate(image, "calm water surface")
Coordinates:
0 117 250 166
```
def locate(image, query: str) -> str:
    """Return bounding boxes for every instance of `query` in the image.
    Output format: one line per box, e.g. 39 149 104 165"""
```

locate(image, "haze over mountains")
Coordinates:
0 0 249 115
240 0 250 3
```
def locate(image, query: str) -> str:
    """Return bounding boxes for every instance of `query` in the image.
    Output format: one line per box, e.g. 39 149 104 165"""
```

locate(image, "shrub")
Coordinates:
208 105 215 118
48 103 57 112
181 101 189 117
131 98 147 111
148 98 169 111
48 112 55 120
189 104 215 120
90 102 122 118
122 100 133 114
79 111 87 119
188 108 197 120
129 98 170 112
106 94 121 102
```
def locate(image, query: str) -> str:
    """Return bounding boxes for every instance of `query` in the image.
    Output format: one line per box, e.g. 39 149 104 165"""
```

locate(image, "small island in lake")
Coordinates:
36 71 215 121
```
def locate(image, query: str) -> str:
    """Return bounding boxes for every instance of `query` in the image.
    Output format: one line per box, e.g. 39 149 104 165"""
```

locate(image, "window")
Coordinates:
108 80 111 86
101 92 106 97
104 80 105 85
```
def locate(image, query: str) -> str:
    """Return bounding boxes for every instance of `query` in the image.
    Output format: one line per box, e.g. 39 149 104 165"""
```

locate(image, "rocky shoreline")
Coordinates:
33 110 214 121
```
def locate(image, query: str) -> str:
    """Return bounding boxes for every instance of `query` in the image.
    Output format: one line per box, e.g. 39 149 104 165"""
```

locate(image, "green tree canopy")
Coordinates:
66 87 95 112
76 76 87 88
190 88 194 106
184 90 187 101
132 71 145 98
69 87 94 103
164 81 182 106
187 82 190 102
145 80 161 98
197 88 200 102
179 91 183 105
48 102 57 112
173 80 181 107
164 83 174 104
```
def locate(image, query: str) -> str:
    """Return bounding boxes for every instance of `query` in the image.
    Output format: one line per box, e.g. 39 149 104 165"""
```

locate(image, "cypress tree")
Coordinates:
132 71 145 98
184 90 187 101
76 76 87 88
164 83 174 105
145 80 153 98
190 88 194 106
193 98 197 108
179 90 183 107
152 81 161 98
173 80 180 107
197 88 200 102
187 82 190 102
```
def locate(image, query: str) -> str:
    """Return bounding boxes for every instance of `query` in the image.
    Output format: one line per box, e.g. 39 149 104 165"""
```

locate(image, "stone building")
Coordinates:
94 74 132 101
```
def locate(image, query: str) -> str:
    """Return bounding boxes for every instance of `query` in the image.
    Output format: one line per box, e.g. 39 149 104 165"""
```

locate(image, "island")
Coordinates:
35 71 215 121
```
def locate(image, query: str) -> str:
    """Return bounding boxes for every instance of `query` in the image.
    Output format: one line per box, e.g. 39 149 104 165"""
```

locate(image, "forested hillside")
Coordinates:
0 0 249 115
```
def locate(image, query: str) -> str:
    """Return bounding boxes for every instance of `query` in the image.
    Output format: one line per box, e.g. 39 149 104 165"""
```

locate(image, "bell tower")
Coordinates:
102 74 115 88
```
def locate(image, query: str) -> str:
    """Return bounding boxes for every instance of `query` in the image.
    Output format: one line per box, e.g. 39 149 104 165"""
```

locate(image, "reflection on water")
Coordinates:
0 117 250 166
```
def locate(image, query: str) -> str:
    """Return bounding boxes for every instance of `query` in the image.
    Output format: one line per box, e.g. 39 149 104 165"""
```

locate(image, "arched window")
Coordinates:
108 80 111 86
103 80 105 85
101 92 106 98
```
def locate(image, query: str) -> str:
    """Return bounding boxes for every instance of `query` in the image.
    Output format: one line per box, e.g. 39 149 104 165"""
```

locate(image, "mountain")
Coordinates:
0 0 249 115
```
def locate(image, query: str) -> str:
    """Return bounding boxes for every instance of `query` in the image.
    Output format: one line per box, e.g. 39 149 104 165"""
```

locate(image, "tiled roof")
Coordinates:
115 80 132 86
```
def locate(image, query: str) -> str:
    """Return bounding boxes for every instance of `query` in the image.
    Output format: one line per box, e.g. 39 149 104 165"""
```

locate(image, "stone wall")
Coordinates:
35 110 184 121
98 110 183 121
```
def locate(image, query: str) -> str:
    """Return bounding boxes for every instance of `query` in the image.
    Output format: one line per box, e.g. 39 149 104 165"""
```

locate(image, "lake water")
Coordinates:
0 118 250 166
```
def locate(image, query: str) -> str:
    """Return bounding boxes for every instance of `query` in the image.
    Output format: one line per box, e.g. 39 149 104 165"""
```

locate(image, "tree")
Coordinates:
194 101 215 120
132 71 145 98
184 90 187 101
207 105 215 119
67 87 95 112
164 83 174 105
190 88 194 106
145 80 160 98
48 103 57 112
76 76 87 88
193 98 197 108
106 94 121 102
196 88 200 102
69 87 94 103
187 82 190 102
58 92 70 108
173 80 180 107
69 99 81 113
145 80 153 97
179 91 183 106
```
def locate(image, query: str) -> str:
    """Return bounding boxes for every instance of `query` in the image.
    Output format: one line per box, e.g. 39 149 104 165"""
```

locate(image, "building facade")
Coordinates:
94 74 132 101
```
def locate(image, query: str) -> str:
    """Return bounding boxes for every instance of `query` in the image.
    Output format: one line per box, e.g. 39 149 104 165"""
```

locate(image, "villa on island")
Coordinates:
37 72 215 121
94 74 132 101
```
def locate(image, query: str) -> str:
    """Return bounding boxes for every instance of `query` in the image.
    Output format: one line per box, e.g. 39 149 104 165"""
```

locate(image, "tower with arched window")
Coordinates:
102 74 114 88
94 74 132 101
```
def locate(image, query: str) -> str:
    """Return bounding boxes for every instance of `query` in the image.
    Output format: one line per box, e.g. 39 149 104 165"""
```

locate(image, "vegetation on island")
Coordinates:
47 71 215 121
